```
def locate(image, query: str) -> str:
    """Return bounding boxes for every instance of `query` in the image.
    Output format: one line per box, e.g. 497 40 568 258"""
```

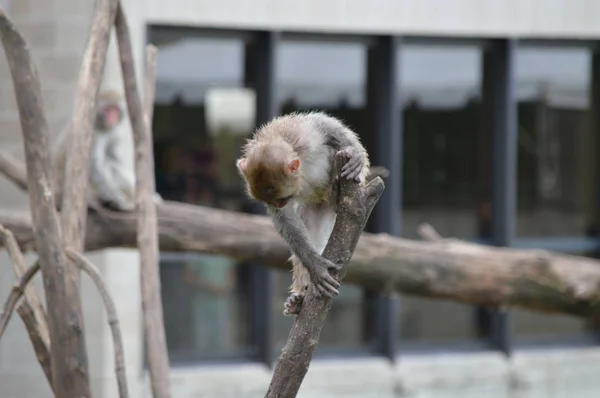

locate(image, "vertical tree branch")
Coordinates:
17 302 53 389
0 7 84 397
265 154 385 397
115 6 172 397
57 0 120 393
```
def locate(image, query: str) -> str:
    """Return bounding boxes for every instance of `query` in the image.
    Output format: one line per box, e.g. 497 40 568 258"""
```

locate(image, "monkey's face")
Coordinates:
95 103 123 131
237 157 301 208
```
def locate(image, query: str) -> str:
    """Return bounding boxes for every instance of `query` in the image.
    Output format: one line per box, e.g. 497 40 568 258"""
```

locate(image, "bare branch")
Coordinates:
17 302 53 389
66 249 129 398
417 223 442 242
0 225 49 341
265 154 385 397
0 6 86 395
0 261 40 338
115 8 171 397
366 165 390 181
3 200 600 318
0 151 28 191
0 224 51 389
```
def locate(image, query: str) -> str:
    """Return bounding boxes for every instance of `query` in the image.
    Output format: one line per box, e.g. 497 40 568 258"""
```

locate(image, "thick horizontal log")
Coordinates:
0 201 599 318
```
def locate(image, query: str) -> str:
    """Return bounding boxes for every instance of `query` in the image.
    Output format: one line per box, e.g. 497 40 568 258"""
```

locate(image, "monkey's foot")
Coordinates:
283 293 304 316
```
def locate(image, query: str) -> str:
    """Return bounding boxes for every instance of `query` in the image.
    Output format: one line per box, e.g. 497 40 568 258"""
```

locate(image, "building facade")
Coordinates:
2 0 600 397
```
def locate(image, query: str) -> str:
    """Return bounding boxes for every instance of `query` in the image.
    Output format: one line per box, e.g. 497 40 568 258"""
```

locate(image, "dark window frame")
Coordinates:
147 24 600 366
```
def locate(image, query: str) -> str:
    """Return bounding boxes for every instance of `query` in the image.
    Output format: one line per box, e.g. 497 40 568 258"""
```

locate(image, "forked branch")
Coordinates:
0 6 75 395
265 153 385 398
0 251 130 398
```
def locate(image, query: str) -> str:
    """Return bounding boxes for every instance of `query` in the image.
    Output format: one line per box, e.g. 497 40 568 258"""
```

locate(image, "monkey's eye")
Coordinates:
262 186 275 195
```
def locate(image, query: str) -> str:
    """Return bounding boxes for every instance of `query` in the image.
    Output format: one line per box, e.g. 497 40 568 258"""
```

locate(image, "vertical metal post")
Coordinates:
243 30 279 366
365 35 402 361
480 38 517 355
588 45 600 341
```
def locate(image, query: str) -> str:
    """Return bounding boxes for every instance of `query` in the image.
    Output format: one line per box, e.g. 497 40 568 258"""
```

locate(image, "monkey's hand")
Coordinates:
339 146 365 183
306 255 342 297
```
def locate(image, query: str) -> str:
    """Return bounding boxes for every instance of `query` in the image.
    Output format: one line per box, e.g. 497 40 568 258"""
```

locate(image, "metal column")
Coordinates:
479 38 518 355
243 31 279 366
365 35 402 361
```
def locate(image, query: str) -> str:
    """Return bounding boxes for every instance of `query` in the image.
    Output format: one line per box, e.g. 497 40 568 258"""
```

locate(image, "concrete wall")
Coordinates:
145 0 600 39
154 348 600 398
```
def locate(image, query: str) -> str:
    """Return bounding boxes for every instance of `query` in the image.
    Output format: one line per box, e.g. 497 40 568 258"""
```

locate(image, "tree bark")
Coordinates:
0 7 91 396
265 154 385 397
2 196 600 319
115 7 172 396
55 0 119 392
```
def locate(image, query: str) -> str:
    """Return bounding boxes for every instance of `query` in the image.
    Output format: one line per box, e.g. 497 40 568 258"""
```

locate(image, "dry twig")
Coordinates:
16 302 53 387
0 225 51 388
265 153 385 397
0 151 28 191
115 7 172 396
66 249 129 398
0 261 40 338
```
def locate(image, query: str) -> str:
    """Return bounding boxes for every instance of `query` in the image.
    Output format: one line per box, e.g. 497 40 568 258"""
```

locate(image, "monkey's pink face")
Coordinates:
237 157 300 208
96 104 123 131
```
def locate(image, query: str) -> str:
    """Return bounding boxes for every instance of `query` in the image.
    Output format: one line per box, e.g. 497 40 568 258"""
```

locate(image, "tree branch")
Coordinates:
0 225 51 389
0 261 40 338
115 7 171 396
0 151 28 191
17 302 53 389
3 202 600 318
54 0 120 391
265 153 385 397
66 249 129 398
0 7 87 396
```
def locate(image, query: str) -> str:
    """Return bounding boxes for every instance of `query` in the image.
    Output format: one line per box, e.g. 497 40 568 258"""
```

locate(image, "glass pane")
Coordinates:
273 41 371 352
515 47 593 237
398 44 482 343
154 37 255 361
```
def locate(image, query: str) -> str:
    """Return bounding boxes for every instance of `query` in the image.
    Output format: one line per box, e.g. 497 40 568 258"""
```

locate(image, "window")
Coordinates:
515 47 593 238
273 40 372 353
153 36 257 361
512 45 595 340
398 44 483 344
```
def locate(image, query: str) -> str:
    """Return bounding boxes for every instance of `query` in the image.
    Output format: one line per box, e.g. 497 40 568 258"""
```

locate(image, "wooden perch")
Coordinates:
2 198 600 318
115 6 172 397
266 154 385 397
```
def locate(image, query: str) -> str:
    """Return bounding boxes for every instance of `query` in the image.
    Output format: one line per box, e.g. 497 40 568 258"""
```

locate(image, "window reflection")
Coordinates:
513 45 594 340
515 47 593 237
153 37 255 360
398 44 482 343
273 41 371 352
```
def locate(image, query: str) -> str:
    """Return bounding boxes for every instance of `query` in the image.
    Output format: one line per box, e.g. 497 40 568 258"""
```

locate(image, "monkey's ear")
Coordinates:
236 158 248 175
285 158 300 175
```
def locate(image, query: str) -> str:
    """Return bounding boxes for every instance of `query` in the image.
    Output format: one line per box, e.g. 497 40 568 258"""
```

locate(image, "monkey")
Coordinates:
52 89 162 211
236 111 370 316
